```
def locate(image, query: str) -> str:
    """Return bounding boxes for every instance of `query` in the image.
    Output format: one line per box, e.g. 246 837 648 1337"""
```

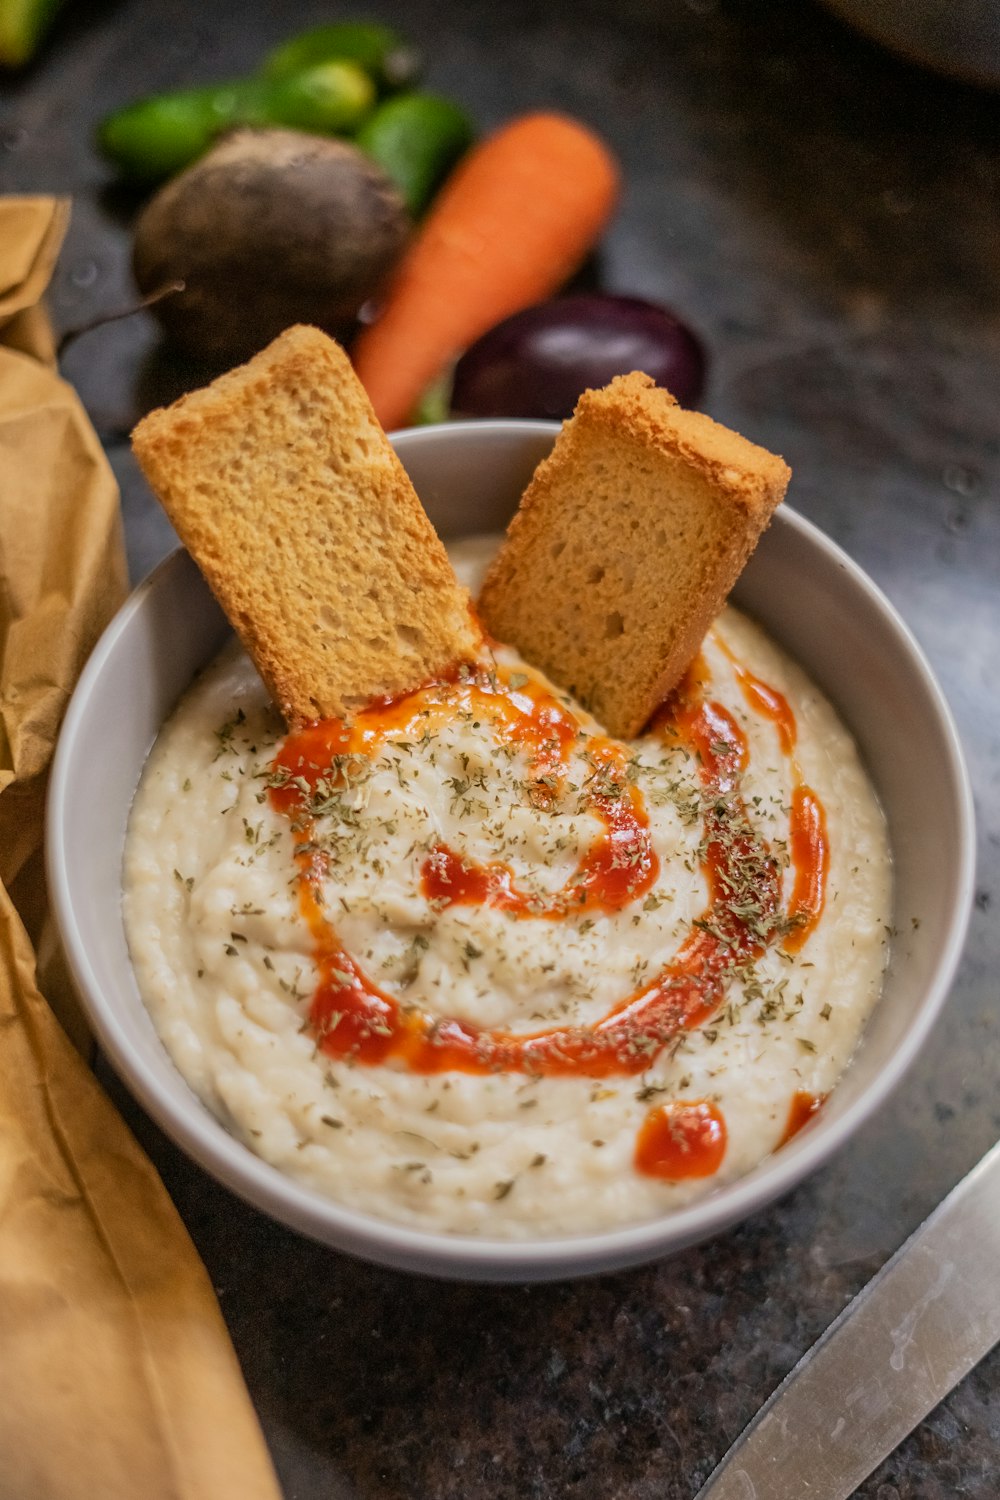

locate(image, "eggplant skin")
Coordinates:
452 294 706 420
133 128 410 362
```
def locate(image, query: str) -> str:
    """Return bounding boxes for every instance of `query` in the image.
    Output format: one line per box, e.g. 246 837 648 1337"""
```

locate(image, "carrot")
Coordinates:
351 111 620 431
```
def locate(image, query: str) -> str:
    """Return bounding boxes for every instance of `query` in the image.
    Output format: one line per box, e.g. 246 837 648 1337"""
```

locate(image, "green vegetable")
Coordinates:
263 20 420 93
412 373 452 426
0 0 65 67
99 60 376 184
265 62 375 132
357 92 474 216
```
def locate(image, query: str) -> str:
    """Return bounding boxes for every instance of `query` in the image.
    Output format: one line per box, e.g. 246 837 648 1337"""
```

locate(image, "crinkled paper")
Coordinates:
0 196 282 1500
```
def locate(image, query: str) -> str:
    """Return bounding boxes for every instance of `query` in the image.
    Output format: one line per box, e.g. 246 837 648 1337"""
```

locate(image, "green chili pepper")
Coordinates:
98 60 376 184
263 20 421 93
357 92 474 216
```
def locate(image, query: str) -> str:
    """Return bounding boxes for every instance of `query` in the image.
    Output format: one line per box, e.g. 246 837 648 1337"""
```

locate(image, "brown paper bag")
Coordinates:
0 197 283 1500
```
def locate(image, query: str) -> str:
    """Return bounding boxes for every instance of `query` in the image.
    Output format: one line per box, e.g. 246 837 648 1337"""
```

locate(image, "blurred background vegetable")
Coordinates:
451 294 706 419
357 92 474 217
97 19 428 186
99 61 376 184
131 129 410 362
0 0 65 67
351 111 620 431
262 20 420 93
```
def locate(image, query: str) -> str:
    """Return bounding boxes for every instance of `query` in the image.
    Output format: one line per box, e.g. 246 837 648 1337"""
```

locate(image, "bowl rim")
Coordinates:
46 418 976 1279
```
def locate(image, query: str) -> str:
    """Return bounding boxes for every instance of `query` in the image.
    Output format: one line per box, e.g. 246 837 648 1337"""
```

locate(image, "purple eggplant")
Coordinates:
450 293 706 420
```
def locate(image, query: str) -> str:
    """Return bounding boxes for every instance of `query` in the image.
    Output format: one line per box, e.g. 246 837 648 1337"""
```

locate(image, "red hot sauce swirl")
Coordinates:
270 645 829 1179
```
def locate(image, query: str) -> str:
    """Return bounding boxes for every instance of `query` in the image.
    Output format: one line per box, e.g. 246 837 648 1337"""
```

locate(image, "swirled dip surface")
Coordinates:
123 539 891 1237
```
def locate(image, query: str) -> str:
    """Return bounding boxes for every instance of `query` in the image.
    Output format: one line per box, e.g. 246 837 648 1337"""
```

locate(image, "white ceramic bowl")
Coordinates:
47 421 975 1281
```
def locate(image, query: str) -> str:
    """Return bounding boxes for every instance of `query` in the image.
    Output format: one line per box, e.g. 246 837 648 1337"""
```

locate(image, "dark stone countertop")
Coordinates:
3 2 998 1495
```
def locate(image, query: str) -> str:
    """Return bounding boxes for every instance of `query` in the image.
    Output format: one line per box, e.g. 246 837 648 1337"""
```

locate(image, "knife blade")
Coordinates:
693 1138 1000 1499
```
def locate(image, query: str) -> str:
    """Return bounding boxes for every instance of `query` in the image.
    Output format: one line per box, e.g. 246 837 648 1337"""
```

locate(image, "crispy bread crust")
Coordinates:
132 326 479 723
478 372 791 738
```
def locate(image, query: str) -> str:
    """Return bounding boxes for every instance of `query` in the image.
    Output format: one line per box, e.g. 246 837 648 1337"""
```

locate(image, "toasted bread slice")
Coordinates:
132 326 479 723
478 372 790 738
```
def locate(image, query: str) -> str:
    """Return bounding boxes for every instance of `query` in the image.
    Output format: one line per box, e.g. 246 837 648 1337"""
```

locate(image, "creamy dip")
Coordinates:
123 538 891 1238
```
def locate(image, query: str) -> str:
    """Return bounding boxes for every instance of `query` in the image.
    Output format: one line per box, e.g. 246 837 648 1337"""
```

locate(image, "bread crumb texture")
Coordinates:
132 325 478 723
478 372 791 738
